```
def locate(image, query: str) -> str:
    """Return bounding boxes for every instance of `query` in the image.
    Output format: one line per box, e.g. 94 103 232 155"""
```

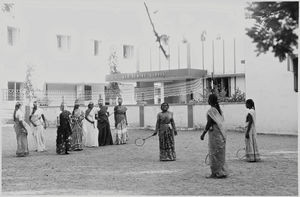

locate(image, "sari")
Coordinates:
245 109 261 162
14 109 29 157
207 107 228 178
84 108 98 147
97 106 113 146
156 111 176 161
114 105 128 145
30 108 46 152
56 110 72 154
70 109 84 151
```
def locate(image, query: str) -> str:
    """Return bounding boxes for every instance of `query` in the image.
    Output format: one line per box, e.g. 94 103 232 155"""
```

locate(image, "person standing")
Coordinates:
56 103 72 155
70 99 85 151
114 97 128 145
201 94 228 178
29 100 47 152
84 102 98 147
245 99 261 162
97 98 113 146
153 102 177 161
13 102 29 157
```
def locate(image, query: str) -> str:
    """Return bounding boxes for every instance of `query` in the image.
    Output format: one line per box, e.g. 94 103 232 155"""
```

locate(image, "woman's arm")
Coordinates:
114 106 117 128
201 115 214 140
153 114 160 135
41 114 47 129
170 113 177 135
29 114 37 127
125 112 128 126
245 114 253 139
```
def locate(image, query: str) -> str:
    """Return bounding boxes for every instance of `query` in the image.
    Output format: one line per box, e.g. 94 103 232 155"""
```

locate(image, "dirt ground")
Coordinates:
1 126 298 196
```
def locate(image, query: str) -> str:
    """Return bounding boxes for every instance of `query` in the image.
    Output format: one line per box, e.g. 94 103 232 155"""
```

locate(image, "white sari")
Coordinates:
30 108 46 152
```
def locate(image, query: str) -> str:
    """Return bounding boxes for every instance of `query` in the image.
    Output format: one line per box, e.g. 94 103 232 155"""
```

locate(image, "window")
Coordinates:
84 85 92 101
123 45 134 59
7 26 19 46
206 77 230 97
93 40 101 56
7 81 22 101
56 35 71 51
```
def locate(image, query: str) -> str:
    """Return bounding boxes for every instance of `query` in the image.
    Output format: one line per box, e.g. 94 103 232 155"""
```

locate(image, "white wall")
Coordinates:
193 103 245 130
244 38 298 135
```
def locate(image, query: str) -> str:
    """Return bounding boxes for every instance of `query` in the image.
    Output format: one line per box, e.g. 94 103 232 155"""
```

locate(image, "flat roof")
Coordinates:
105 68 207 82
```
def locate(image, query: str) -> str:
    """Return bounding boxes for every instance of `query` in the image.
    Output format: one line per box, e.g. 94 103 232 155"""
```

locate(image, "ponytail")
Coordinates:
215 103 222 115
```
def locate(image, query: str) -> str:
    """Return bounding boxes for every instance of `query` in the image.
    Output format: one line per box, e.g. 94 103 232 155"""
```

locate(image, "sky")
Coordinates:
1 0 248 89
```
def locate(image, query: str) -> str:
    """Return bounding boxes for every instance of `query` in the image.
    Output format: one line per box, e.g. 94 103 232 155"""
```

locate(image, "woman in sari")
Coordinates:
97 98 113 146
114 97 128 145
245 99 261 162
13 102 29 157
29 100 47 152
153 102 177 161
56 103 72 155
70 99 85 151
201 94 228 178
84 102 98 147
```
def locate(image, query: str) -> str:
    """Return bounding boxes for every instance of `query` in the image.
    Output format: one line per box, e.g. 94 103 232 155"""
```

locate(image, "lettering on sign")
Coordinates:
109 71 167 81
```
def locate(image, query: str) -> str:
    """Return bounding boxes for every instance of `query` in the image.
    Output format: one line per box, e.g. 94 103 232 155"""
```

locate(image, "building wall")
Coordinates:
193 103 245 130
230 76 246 94
245 38 298 135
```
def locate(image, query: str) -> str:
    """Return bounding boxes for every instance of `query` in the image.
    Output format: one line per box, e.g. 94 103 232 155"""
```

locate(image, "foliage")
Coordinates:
23 65 35 101
108 50 120 74
1 3 14 12
246 2 298 61
106 50 121 103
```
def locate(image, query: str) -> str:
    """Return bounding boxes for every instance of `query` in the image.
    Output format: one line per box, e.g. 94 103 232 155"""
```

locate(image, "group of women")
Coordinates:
56 97 128 154
155 94 260 179
13 93 260 179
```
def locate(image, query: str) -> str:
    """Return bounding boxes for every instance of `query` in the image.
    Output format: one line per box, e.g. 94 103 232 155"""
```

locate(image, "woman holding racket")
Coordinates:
153 102 177 161
244 99 261 162
29 100 47 152
200 94 228 178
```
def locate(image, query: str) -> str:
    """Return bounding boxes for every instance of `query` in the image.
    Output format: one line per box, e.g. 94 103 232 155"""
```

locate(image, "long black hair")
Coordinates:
208 94 222 115
72 104 79 115
246 99 255 110
13 102 21 121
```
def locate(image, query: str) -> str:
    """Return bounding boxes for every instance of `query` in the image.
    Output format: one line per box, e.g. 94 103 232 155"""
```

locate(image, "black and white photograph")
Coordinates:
0 0 298 195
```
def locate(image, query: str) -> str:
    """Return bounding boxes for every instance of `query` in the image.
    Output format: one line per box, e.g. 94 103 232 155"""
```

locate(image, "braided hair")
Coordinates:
208 94 222 115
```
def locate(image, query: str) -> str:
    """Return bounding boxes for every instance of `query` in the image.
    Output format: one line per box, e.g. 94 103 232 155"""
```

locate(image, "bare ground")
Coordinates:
1 127 298 196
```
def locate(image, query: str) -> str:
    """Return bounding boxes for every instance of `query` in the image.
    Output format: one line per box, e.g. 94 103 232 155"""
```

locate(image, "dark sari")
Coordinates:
56 110 72 155
155 111 176 161
97 106 113 146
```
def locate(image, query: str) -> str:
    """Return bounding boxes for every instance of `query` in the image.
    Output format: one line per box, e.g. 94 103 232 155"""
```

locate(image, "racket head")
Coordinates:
236 148 246 160
135 138 145 146
205 154 211 166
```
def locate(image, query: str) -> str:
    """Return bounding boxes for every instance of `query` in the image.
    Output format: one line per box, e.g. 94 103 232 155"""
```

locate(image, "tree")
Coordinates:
246 2 298 91
246 2 298 60
106 50 121 104
23 65 35 102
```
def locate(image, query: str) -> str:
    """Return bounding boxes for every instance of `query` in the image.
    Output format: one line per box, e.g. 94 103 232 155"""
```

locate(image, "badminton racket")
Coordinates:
135 133 155 146
236 147 246 160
